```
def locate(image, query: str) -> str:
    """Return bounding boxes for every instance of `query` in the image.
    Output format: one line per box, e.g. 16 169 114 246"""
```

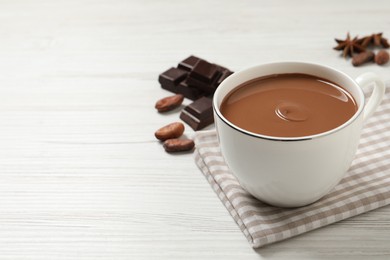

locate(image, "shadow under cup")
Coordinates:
213 62 368 207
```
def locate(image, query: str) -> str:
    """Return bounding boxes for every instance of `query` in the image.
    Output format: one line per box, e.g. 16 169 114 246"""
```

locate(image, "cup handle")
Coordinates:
355 72 385 122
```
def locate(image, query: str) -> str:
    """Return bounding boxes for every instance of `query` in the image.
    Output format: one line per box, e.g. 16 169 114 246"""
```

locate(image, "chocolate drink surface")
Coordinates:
220 73 358 137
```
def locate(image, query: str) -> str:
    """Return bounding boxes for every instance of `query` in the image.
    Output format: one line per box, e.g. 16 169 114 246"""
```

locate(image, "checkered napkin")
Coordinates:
194 85 390 248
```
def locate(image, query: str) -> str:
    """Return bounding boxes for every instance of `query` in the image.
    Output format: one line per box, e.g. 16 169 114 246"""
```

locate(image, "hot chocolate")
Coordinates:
220 73 358 137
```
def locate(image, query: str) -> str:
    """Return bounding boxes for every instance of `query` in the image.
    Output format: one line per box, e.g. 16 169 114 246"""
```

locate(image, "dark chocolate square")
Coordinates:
177 79 204 100
190 60 219 83
160 82 177 93
178 55 201 71
217 70 233 85
185 96 212 120
158 56 233 99
180 97 214 130
186 61 221 94
158 67 188 89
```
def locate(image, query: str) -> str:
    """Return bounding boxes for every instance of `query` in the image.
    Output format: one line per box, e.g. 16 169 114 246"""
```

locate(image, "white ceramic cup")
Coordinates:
213 62 385 207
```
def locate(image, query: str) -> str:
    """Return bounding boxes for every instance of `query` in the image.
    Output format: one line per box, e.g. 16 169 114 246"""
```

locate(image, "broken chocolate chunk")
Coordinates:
178 55 201 71
158 67 188 92
180 96 214 130
158 56 234 98
186 60 221 94
178 79 205 100
216 66 234 85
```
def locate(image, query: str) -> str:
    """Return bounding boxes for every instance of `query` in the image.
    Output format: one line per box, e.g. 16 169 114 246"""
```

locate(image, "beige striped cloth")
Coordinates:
194 85 390 248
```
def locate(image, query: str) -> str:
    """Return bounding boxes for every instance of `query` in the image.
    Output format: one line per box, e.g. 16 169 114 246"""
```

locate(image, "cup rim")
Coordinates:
213 61 365 141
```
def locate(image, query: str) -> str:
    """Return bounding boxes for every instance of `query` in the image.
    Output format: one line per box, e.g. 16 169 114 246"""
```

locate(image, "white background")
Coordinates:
0 0 389 259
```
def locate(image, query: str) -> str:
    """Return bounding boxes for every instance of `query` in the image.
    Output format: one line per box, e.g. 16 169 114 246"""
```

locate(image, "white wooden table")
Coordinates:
0 0 389 259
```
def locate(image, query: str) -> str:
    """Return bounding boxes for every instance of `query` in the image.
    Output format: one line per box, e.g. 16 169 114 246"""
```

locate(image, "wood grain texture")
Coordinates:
0 0 389 259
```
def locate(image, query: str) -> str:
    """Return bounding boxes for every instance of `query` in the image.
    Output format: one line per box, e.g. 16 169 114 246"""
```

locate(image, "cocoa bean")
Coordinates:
155 94 184 112
352 51 375 67
375 50 389 65
154 122 184 141
163 138 195 153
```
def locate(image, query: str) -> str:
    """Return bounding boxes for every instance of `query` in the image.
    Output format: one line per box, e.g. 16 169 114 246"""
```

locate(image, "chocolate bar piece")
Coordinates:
159 56 234 98
178 55 201 71
178 79 205 100
180 97 214 130
158 67 188 92
186 60 221 94
217 69 234 85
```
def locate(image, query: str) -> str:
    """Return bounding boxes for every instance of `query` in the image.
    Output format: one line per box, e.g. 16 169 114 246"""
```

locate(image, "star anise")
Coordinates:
357 33 389 49
334 33 365 58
